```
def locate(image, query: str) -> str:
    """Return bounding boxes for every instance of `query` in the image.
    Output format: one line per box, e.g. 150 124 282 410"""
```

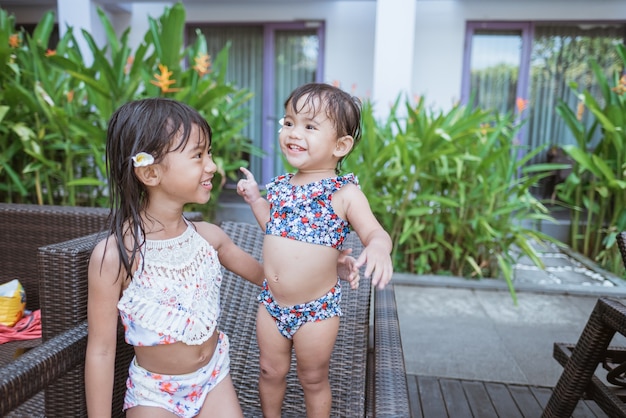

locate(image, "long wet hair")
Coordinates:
104 97 212 280
284 83 362 174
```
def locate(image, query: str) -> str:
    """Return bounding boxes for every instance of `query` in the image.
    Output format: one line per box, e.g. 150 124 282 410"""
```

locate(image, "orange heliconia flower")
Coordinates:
516 97 528 113
8 33 20 48
576 101 585 122
45 49 56 57
124 56 134 75
150 64 181 93
611 74 626 95
193 53 211 77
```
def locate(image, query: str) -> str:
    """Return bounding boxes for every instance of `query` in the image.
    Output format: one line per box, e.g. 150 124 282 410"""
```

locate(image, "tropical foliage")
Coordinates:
0 3 255 217
555 43 626 276
343 96 559 302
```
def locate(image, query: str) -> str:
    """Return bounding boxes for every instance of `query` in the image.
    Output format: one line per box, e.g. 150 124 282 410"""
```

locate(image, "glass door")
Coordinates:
263 25 322 183
188 22 323 185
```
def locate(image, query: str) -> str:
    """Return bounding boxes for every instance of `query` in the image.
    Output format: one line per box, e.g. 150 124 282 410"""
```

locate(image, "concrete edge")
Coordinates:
558 245 626 286
392 273 626 297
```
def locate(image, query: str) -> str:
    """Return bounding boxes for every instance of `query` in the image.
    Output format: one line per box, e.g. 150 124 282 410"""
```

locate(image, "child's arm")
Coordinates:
197 222 265 286
85 238 125 417
237 167 270 231
341 186 393 289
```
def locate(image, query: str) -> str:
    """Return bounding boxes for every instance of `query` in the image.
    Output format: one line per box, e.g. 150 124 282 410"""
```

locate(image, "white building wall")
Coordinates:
413 0 626 111
181 1 377 100
2 0 626 113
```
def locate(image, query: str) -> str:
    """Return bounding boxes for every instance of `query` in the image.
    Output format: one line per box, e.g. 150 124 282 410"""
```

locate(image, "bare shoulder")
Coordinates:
334 182 370 214
89 235 119 270
193 221 230 251
88 234 125 289
338 181 364 197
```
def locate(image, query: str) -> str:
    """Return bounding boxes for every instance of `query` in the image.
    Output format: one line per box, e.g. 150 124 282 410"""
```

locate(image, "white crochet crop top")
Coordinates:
117 222 222 346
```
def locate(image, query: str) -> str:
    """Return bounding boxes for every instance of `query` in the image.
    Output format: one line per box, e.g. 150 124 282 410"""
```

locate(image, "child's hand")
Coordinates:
237 167 261 204
354 244 393 290
337 248 360 290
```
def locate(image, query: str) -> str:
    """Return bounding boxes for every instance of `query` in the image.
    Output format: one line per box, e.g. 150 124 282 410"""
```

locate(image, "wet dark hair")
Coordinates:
284 83 362 173
105 97 212 280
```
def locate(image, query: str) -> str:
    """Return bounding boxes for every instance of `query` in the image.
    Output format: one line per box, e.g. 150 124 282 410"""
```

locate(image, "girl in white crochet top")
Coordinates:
85 98 361 418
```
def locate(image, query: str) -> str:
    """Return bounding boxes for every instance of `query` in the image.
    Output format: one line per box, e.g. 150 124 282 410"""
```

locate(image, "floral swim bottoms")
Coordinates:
123 331 230 418
258 279 342 339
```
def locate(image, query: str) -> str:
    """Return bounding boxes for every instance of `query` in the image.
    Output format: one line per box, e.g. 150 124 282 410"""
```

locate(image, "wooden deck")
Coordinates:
407 374 609 418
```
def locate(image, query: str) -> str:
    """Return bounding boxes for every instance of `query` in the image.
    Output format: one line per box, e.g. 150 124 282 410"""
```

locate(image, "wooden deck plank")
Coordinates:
508 384 544 417
582 400 611 418
531 385 608 418
485 382 524 418
571 402 604 418
407 374 424 418
530 386 552 408
417 375 447 418
438 378 473 417
461 380 499 418
407 375 610 418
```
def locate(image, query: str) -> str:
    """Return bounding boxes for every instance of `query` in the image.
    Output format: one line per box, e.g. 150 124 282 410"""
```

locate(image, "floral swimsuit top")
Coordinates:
265 173 358 251
117 221 222 346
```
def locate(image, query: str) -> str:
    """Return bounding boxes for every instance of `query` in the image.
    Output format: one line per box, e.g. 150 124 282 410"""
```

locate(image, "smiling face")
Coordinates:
157 123 217 206
279 94 352 176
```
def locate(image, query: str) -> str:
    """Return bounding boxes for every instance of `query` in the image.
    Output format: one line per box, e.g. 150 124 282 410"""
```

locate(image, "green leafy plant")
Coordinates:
0 2 257 216
344 96 558 302
555 43 626 276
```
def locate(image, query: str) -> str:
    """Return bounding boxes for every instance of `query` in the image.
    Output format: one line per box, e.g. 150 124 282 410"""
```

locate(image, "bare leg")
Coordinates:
126 405 178 418
198 375 243 418
256 305 293 418
293 317 340 418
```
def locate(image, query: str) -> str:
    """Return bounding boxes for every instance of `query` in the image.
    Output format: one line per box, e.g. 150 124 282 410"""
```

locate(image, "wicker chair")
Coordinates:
0 204 202 417
542 232 626 417
0 203 108 416
2 220 410 417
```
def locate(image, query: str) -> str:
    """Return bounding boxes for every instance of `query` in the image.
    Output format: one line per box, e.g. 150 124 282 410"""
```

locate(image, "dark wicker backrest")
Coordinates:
0 203 109 310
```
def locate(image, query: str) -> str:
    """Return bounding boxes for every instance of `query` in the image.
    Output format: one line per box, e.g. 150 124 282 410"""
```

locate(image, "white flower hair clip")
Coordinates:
131 152 155 168
278 117 284 133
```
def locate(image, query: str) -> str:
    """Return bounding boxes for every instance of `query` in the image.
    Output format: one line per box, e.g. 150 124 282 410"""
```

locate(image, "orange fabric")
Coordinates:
0 309 41 344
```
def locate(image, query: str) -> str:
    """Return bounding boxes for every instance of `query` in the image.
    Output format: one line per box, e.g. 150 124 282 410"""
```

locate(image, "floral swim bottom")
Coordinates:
258 279 342 339
123 331 230 418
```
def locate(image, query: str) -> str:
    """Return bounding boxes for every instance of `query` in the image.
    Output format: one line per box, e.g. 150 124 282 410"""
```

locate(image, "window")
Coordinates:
187 22 324 184
463 21 625 169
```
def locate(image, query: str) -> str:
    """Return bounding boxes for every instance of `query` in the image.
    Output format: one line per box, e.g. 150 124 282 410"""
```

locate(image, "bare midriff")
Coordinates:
133 331 218 375
262 234 340 306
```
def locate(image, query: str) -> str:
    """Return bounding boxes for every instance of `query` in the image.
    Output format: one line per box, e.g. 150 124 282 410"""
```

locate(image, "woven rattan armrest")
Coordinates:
371 285 411 416
0 321 87 416
543 233 626 417
543 297 626 418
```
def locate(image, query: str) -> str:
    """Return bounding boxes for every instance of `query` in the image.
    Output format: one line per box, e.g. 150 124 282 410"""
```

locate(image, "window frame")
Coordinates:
461 21 532 113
